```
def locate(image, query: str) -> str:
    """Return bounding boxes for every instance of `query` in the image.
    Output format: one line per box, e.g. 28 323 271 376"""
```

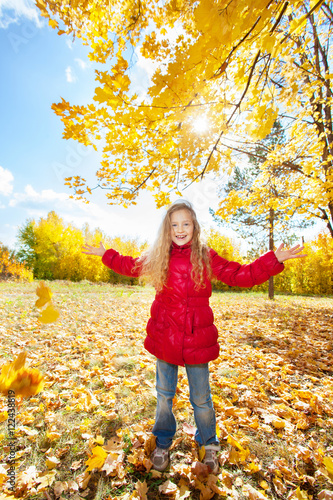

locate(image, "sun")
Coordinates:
192 116 209 134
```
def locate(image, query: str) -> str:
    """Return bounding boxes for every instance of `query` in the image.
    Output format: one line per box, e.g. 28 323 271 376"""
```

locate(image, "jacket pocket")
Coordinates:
150 301 166 332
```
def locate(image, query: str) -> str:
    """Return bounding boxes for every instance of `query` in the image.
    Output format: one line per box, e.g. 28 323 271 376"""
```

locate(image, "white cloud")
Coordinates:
0 166 14 196
7 179 222 247
75 58 90 70
0 0 42 29
65 65 77 83
9 184 66 207
7 184 162 243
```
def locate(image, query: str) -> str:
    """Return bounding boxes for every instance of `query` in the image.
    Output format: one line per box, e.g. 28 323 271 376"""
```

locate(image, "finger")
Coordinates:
290 244 302 251
292 245 304 253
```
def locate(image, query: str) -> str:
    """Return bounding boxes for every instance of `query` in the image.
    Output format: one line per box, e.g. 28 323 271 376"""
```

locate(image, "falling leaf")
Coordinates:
39 303 60 324
0 351 44 397
35 281 60 324
35 282 53 308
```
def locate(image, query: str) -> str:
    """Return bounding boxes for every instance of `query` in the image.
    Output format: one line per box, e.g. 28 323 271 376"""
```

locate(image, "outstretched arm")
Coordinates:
83 241 141 277
82 242 106 257
274 243 307 263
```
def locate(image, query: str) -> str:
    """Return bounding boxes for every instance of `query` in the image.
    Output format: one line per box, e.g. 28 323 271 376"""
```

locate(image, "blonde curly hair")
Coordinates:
135 200 211 291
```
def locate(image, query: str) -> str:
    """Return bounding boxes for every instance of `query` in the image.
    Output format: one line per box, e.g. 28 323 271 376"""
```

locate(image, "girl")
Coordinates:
82 200 306 474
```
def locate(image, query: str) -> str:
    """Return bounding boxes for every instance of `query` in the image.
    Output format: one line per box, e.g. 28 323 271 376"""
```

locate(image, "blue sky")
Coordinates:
0 0 224 250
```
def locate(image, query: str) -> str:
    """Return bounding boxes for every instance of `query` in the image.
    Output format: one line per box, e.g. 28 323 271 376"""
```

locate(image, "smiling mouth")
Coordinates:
176 235 187 239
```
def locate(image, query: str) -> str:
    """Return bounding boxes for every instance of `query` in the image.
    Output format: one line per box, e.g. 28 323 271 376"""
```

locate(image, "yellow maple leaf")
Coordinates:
39 303 60 324
295 486 310 499
48 18 58 29
159 479 178 496
0 411 8 423
198 445 206 462
46 456 60 469
95 435 104 445
35 281 53 308
136 479 148 500
227 435 245 451
272 418 286 429
0 351 44 397
85 446 108 471
323 456 333 475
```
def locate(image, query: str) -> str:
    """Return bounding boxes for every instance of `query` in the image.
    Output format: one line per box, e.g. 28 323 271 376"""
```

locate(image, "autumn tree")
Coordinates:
0 243 33 282
204 228 244 291
37 0 332 235
212 121 313 298
17 212 147 282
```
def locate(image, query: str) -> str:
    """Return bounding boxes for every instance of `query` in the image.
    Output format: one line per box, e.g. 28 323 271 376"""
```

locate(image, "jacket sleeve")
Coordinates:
101 249 142 277
209 248 284 288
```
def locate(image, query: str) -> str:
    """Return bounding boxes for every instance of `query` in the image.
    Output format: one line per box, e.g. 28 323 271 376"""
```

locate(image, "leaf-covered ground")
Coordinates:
0 282 333 500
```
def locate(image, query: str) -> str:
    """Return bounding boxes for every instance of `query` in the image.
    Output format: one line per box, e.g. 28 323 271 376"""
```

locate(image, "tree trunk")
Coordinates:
268 208 275 300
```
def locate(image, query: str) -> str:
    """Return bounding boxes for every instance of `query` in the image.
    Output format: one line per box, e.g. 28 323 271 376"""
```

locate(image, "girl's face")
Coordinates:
170 209 194 246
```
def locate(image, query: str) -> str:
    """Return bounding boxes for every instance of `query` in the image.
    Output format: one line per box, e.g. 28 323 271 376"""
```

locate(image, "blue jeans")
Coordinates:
152 359 220 449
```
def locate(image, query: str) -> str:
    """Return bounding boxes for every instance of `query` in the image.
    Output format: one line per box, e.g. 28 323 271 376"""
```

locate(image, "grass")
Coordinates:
0 281 332 499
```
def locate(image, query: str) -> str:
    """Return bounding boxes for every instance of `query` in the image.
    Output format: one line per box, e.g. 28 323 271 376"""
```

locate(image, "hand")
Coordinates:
274 243 307 263
82 241 106 257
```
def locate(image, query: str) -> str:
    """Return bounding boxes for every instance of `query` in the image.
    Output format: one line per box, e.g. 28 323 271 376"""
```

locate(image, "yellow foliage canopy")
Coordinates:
36 0 333 238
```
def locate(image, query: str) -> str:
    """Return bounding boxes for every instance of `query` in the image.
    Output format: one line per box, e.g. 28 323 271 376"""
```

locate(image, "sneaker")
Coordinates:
151 446 170 471
203 444 220 474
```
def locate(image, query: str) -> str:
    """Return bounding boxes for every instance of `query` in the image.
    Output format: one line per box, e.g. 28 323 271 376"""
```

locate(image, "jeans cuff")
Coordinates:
155 439 171 450
204 443 221 451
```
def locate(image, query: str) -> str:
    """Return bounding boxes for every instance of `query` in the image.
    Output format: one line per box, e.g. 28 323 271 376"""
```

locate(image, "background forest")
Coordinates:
1 210 332 296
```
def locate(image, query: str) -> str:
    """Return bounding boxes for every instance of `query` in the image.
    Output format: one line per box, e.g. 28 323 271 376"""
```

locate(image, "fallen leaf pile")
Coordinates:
0 282 332 500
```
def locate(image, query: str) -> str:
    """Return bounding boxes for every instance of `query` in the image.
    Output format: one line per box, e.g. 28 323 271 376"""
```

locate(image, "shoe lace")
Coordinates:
204 449 217 463
153 447 168 462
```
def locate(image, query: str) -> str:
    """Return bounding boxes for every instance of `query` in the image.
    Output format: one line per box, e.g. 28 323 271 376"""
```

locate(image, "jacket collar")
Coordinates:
171 240 193 250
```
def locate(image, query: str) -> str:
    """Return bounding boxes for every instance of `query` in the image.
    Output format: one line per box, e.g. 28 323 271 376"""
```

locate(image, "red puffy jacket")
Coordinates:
102 242 284 366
